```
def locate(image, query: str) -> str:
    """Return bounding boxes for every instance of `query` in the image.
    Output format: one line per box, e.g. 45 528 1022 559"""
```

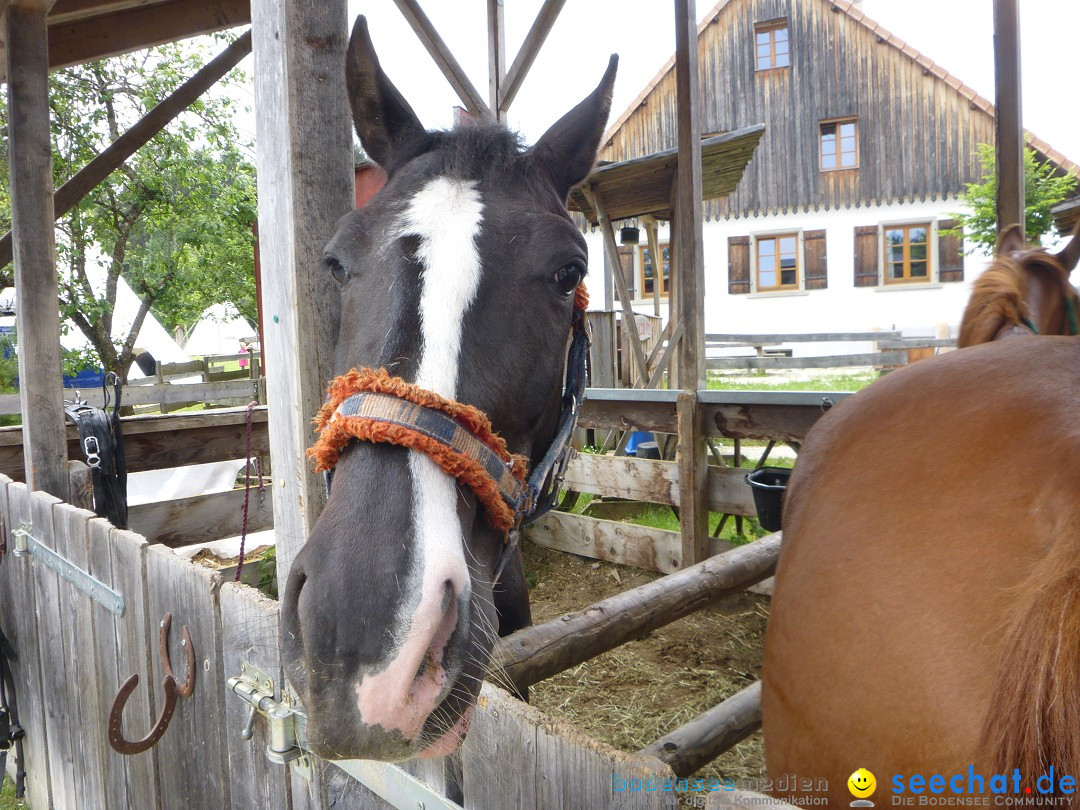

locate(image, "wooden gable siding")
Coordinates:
599 0 996 219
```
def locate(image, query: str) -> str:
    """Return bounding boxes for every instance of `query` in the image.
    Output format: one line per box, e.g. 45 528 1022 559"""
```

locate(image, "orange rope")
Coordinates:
308 286 588 531
309 368 528 530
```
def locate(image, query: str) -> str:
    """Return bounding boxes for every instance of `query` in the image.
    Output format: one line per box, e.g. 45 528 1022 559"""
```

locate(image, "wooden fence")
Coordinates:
0 353 265 419
0 392 824 808
705 331 956 372
530 388 846 573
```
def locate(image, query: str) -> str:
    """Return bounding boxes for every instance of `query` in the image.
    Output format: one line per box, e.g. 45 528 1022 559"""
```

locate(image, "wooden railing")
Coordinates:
705 331 956 371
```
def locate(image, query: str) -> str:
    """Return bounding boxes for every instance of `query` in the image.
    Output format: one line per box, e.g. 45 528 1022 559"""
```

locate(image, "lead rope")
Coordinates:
235 400 260 583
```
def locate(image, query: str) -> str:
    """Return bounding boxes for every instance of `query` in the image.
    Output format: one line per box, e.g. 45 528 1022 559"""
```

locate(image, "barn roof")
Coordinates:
602 0 1079 178
568 125 765 224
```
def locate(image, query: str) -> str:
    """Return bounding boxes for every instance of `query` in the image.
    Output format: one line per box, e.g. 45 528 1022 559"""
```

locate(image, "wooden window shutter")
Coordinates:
938 219 964 283
614 246 635 301
803 229 827 289
728 235 750 294
853 225 879 287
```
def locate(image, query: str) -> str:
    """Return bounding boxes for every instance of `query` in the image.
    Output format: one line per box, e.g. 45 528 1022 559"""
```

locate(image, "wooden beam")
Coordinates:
993 0 1024 237
0 31 252 269
251 0 353 586
45 0 249 72
639 681 762 777
485 0 504 120
128 486 273 546
586 184 650 383
7 4 69 497
46 0 162 25
673 0 705 391
707 351 907 371
391 0 491 119
494 534 780 688
496 0 565 114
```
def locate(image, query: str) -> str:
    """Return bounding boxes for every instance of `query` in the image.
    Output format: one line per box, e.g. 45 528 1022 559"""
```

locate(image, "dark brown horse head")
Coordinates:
956 224 1080 347
280 16 616 762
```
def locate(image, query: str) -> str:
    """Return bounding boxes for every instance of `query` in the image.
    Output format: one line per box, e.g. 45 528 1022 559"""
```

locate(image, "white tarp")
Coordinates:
182 303 256 357
0 272 190 376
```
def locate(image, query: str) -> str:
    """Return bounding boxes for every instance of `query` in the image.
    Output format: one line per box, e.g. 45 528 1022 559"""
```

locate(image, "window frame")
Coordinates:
819 117 859 172
638 242 671 299
754 19 790 72
882 222 933 285
753 231 802 292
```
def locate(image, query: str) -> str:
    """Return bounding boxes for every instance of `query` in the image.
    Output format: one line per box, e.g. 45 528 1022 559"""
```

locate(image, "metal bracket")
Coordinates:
12 521 124 616
227 661 312 781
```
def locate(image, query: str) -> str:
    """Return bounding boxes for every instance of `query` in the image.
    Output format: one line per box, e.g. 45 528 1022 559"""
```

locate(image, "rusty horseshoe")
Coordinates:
158 612 196 699
108 673 178 755
108 613 195 755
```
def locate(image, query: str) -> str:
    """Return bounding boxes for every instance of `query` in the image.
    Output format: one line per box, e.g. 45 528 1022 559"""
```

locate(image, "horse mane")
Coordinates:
957 249 1079 348
978 506 1080 783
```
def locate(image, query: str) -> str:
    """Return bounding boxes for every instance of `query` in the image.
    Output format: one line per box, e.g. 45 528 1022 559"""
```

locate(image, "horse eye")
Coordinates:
325 255 350 285
554 264 584 296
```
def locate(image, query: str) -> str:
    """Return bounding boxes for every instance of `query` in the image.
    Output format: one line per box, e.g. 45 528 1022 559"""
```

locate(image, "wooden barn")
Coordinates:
587 0 1080 346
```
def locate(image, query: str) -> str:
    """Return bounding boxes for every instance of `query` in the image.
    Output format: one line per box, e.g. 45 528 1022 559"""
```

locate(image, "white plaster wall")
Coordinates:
580 196 1009 358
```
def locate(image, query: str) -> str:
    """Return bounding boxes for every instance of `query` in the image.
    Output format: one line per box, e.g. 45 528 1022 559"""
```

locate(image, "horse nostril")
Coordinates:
442 579 454 612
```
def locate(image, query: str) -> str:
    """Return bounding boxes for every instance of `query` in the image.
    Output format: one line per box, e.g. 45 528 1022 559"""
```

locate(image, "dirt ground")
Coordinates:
519 539 770 785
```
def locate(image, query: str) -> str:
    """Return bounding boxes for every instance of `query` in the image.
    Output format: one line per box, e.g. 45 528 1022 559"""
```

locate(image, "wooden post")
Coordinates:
677 390 708 566
7 2 69 498
643 216 662 318
673 0 708 567
486 0 505 121
993 0 1024 238
587 184 650 385
250 0 353 582
673 0 705 391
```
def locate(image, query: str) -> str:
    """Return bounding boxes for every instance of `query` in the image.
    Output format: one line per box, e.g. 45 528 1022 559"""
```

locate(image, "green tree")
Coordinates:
951 143 1077 255
0 35 257 381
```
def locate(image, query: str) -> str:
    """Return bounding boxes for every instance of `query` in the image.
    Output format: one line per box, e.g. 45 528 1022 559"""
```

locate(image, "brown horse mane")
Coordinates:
978 505 1080 783
957 248 1080 348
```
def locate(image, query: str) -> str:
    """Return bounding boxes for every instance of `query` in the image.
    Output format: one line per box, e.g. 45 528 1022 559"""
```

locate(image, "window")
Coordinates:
755 21 790 71
883 224 930 283
756 234 800 291
639 243 670 297
820 119 858 170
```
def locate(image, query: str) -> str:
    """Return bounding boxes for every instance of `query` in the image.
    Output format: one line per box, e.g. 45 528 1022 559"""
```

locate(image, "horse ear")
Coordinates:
1054 224 1080 272
996 224 1027 256
346 16 426 169
528 54 618 200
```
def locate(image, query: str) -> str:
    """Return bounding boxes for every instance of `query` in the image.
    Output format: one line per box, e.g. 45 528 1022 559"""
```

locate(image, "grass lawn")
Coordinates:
707 370 879 392
2 776 25 808
565 491 769 546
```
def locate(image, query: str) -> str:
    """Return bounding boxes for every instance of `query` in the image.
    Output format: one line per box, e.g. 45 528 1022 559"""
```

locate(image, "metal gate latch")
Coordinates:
227 661 312 781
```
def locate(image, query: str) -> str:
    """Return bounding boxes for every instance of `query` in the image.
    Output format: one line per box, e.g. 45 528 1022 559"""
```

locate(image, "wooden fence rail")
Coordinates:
0 406 269 481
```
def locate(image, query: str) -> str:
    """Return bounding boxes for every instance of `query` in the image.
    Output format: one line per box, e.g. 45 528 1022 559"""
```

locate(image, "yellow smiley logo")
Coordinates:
848 768 877 799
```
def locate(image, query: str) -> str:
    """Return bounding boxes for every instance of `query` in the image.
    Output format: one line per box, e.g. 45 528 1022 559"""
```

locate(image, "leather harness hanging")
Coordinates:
64 372 129 529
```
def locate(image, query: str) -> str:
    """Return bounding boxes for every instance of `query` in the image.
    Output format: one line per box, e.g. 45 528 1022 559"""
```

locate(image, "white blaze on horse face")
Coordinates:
353 177 483 743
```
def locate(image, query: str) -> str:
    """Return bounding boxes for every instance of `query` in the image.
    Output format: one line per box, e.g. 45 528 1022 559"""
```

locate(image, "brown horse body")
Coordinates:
763 337 1080 802
957 225 1080 346
763 228 1080 803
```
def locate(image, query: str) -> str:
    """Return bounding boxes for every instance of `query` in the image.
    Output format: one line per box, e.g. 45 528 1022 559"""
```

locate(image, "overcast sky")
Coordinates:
329 0 1080 165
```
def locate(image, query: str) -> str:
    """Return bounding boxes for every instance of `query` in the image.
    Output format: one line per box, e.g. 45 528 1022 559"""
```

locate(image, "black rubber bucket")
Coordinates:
745 467 791 532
